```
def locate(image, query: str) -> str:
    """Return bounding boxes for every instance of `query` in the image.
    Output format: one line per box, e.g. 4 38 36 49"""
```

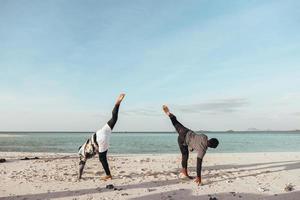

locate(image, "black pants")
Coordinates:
107 104 119 130
99 150 110 175
98 104 120 176
169 114 190 169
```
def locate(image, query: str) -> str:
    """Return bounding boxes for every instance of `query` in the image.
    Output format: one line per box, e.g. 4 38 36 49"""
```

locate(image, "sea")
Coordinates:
1 131 300 154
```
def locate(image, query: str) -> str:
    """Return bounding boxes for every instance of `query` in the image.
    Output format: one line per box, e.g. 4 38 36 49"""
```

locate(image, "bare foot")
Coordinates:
100 175 112 181
162 105 171 116
180 168 193 179
194 176 202 185
116 93 125 105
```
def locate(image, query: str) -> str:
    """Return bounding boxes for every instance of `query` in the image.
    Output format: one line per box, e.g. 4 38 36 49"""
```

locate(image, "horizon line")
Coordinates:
0 130 300 133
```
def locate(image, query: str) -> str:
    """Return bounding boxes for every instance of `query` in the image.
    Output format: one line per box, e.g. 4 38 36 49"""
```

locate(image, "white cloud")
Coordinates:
173 98 248 114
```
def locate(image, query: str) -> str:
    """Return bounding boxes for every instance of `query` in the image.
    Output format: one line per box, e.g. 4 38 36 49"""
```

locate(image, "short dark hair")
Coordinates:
208 138 219 148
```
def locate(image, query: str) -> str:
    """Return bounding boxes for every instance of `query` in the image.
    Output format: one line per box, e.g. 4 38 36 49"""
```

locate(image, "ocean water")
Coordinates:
0 132 300 154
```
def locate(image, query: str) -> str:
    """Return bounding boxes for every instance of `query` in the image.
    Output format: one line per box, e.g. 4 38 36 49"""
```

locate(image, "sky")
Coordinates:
0 0 299 131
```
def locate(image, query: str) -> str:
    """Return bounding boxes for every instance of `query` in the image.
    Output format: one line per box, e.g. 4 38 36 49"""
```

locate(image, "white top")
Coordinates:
96 123 112 153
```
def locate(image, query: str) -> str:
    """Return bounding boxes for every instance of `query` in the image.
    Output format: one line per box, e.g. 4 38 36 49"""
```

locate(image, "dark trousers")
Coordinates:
99 104 120 175
169 114 190 169
107 104 119 130
99 150 110 175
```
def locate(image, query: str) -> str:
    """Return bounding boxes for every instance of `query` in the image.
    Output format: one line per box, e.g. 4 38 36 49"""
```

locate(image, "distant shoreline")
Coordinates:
0 130 300 134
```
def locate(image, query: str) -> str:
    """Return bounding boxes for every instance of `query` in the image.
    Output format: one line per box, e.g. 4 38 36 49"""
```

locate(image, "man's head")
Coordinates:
207 138 219 148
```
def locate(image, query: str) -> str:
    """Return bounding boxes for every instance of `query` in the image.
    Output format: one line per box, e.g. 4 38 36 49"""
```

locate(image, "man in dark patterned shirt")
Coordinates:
163 105 219 185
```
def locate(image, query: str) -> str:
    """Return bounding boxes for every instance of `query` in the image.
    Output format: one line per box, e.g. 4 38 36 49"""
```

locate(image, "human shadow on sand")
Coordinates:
1 186 299 200
129 189 300 200
179 159 300 185
177 159 300 175
0 179 183 200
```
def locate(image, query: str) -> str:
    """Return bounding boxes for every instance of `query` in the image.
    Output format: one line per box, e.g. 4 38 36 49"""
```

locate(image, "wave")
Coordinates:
0 134 25 137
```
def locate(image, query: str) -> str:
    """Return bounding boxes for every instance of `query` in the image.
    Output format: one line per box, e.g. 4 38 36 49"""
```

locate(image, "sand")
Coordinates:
0 152 299 200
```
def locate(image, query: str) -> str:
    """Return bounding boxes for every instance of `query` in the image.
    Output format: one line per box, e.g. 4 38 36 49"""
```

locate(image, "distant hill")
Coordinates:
247 128 261 131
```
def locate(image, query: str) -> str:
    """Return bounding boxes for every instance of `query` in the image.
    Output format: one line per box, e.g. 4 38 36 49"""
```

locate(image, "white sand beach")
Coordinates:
0 152 299 200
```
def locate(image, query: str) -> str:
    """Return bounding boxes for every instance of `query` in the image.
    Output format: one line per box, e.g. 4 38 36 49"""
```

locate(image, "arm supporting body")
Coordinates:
78 159 86 179
196 157 203 178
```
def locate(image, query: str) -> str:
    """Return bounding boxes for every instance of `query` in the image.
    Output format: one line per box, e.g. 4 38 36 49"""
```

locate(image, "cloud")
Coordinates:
292 112 300 116
121 98 248 117
173 98 248 114
280 93 300 102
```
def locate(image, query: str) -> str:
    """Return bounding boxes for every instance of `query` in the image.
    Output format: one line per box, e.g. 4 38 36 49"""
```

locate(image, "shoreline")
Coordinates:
1 151 300 155
1 152 299 200
1 130 300 133
1 151 300 158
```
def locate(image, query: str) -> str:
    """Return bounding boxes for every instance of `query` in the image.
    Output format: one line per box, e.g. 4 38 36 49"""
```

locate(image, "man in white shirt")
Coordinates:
78 93 125 180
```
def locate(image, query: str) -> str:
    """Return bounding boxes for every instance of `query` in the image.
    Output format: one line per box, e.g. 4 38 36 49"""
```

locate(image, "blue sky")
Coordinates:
0 0 299 131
